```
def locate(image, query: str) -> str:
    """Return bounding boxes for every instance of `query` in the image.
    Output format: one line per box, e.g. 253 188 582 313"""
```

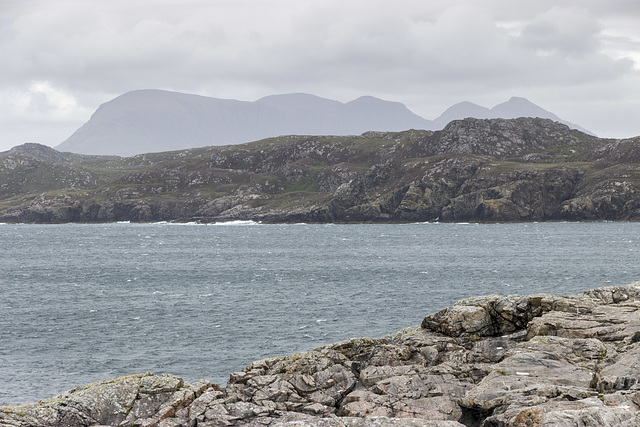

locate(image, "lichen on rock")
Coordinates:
4 283 640 426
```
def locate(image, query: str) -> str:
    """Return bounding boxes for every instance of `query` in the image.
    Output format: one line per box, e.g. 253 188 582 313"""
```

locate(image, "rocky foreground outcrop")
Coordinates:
4 283 640 426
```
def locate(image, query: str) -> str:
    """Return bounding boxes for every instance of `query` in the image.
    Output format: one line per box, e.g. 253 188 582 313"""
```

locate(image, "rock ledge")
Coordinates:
3 283 640 426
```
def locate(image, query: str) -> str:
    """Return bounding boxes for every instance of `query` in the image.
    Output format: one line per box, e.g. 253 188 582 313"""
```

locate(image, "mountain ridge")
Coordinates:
54 90 592 157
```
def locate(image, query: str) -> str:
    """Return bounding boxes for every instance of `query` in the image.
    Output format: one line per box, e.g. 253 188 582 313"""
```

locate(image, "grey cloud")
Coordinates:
1 0 639 150
3 1 633 92
519 7 602 56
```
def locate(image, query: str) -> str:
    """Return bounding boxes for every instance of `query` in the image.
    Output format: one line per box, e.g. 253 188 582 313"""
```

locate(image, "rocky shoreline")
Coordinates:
3 283 640 426
3 119 640 224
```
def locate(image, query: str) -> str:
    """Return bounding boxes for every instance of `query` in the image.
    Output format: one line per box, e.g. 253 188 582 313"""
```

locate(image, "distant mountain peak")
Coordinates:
452 100 486 108
257 92 337 104
349 95 385 103
493 96 546 110
54 90 593 157
55 91 432 156
434 96 592 136
432 101 492 127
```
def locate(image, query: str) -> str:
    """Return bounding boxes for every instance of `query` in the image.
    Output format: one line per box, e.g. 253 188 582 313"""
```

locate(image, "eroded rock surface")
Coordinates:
0 373 211 427
4 283 640 426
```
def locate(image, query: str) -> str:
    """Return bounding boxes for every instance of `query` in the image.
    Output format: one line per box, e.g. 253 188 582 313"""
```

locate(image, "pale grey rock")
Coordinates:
461 336 601 414
0 373 211 427
527 295 640 342
485 397 640 426
421 293 553 338
340 370 470 420
274 417 465 426
597 344 640 392
5 283 640 427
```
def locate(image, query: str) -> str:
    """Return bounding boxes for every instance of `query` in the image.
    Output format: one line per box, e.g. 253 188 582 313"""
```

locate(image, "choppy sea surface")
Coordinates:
1 221 638 405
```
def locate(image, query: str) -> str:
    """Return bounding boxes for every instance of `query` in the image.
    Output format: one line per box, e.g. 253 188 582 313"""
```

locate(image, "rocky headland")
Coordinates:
4 282 640 426
1 118 640 223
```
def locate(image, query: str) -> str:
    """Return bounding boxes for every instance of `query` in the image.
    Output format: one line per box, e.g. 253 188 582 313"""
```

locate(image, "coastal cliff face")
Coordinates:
1 118 639 223
3 282 640 426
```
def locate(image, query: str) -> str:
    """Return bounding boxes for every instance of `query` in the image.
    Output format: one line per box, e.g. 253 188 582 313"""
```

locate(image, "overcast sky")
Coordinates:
2 0 640 152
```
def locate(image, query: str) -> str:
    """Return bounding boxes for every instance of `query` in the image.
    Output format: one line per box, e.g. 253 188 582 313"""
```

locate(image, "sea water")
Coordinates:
0 221 638 405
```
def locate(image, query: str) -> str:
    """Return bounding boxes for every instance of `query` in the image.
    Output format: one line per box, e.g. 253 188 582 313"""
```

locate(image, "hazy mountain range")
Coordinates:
55 90 592 156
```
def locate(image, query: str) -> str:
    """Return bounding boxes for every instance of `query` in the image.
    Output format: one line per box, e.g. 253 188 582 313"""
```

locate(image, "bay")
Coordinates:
0 221 638 405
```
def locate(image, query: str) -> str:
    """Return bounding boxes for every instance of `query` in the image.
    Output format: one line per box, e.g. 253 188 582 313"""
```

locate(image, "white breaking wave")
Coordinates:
209 220 260 226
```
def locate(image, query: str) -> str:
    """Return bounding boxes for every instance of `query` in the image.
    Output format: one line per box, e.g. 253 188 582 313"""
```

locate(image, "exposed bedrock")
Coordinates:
3 283 640 426
3 119 640 224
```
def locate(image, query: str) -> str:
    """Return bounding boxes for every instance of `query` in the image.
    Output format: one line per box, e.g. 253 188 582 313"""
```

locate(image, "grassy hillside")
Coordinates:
1 118 639 223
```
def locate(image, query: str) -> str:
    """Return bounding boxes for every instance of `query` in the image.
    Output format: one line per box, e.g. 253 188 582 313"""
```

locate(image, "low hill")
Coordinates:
3 117 638 223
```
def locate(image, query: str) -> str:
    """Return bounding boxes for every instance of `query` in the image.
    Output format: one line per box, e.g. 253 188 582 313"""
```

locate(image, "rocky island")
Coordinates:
3 282 640 426
1 117 640 223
